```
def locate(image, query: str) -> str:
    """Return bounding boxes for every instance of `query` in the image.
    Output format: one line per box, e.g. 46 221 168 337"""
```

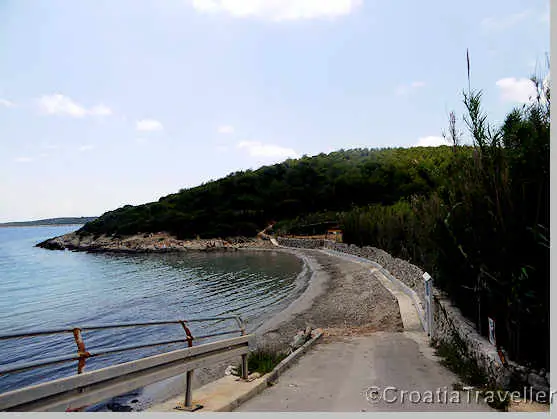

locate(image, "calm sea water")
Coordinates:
0 226 304 398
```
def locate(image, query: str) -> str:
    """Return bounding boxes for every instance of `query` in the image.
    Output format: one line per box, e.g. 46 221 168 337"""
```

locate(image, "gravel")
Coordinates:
255 249 404 351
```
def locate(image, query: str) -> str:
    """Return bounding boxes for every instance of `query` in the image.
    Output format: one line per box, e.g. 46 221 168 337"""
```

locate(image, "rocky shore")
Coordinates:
36 231 277 253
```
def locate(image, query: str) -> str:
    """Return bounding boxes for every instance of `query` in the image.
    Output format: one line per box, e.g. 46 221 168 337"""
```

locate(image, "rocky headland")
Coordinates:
36 231 277 253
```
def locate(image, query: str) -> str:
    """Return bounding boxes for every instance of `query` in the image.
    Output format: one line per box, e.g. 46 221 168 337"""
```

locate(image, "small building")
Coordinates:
326 228 343 243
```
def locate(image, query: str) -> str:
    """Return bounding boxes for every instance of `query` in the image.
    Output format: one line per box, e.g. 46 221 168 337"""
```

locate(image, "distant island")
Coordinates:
0 217 98 227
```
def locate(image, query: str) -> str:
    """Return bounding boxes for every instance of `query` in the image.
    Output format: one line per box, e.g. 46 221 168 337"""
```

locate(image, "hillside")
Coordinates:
79 146 465 239
0 217 98 227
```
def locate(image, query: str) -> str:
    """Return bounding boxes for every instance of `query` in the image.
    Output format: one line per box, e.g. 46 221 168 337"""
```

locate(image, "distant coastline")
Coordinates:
0 217 97 228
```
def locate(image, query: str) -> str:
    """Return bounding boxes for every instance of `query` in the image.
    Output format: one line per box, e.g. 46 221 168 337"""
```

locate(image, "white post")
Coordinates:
423 272 433 336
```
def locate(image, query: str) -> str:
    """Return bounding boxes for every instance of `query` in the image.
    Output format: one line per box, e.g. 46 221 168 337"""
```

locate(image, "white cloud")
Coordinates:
237 140 299 158
0 98 15 108
38 94 87 117
136 119 164 132
415 136 451 147
14 156 34 163
395 81 426 96
218 125 235 134
89 104 112 116
37 94 112 118
481 11 530 31
495 77 537 103
78 145 95 152
190 0 362 21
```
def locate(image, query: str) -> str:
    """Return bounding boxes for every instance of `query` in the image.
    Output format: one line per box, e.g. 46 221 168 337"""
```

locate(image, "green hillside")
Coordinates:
80 145 463 238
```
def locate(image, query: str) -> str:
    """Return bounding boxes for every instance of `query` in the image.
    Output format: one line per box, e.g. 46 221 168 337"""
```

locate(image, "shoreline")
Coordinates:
252 249 326 338
35 231 277 253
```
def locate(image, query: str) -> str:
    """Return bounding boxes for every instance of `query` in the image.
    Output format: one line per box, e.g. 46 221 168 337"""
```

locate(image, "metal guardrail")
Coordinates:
0 316 255 412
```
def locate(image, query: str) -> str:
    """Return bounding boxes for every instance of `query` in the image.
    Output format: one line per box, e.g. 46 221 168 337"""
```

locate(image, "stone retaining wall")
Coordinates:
276 236 549 393
276 237 324 249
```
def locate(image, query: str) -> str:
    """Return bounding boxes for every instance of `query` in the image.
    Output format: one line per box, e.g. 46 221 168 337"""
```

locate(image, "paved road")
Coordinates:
236 250 492 412
237 333 491 411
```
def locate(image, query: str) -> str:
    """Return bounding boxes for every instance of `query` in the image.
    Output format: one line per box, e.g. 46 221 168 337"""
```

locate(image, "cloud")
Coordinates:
481 11 530 31
495 77 537 103
395 81 426 96
415 136 451 147
0 98 15 108
38 94 87 117
237 140 299 158
14 156 34 163
78 145 95 152
218 125 235 134
37 94 112 118
89 104 112 116
136 119 164 132
190 0 362 21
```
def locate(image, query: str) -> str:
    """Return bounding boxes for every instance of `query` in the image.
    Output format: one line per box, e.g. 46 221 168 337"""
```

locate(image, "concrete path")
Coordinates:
236 250 492 412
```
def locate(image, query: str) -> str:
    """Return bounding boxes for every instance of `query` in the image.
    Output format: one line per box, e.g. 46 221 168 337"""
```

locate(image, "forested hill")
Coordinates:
79 146 467 238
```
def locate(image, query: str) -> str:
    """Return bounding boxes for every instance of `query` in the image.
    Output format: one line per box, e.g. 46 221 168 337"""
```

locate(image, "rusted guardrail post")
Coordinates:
72 328 89 375
176 321 202 412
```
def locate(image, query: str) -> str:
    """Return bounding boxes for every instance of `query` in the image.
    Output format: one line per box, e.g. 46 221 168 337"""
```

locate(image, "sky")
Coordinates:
0 0 550 222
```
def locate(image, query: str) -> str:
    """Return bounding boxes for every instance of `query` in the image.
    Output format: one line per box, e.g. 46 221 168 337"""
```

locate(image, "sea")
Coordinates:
0 225 306 410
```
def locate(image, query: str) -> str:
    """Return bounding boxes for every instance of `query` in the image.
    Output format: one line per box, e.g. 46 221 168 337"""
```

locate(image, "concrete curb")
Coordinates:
217 330 323 412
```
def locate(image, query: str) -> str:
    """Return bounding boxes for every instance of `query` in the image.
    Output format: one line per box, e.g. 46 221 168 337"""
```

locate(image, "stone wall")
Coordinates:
276 237 324 249
431 288 511 387
431 288 549 392
322 240 426 305
277 236 549 393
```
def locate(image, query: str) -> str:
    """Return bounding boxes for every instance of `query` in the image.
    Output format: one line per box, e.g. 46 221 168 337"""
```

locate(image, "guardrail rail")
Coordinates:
0 315 255 412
